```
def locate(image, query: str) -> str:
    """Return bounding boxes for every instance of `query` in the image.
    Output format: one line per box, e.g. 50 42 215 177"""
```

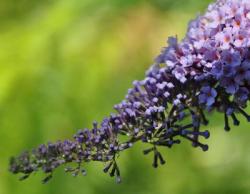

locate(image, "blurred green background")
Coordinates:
1 0 250 194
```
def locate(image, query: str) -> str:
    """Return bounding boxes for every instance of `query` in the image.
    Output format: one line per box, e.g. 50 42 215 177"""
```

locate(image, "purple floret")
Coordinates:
199 86 217 107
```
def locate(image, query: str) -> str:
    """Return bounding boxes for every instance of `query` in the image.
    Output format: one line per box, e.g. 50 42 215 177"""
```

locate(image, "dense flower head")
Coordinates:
10 0 250 183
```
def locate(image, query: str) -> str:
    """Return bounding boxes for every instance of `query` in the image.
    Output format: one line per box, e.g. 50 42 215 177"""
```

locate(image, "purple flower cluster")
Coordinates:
10 0 250 183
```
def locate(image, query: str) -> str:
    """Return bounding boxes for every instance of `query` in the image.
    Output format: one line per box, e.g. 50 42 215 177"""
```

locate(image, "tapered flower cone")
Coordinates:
9 0 250 183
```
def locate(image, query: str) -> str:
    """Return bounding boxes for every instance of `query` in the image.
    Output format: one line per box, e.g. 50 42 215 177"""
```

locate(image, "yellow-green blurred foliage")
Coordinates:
1 0 250 194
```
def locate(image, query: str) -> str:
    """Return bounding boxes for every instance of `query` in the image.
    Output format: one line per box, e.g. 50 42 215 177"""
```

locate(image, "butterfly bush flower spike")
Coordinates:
9 0 250 184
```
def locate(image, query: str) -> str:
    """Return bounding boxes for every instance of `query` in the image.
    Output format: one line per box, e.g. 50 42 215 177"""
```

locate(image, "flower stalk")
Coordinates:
9 0 250 183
